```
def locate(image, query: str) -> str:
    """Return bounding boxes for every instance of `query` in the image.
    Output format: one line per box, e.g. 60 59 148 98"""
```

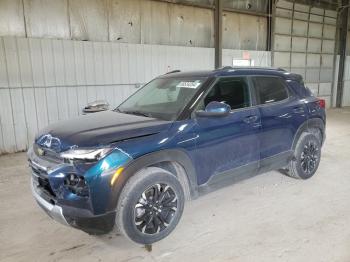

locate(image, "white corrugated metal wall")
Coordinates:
0 0 272 154
0 35 270 154
2 0 342 154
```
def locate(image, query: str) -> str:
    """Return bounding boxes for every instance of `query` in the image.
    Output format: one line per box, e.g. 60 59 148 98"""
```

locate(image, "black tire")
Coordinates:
286 132 321 179
116 167 185 244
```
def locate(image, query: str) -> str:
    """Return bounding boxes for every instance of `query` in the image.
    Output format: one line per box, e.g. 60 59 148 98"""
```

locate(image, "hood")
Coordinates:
35 111 172 152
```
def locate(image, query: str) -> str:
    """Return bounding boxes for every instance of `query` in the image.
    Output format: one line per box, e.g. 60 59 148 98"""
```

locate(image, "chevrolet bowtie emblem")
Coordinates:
37 147 45 156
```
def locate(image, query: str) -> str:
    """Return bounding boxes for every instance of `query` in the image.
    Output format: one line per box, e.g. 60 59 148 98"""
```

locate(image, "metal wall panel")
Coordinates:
307 38 322 53
140 0 170 45
0 35 271 153
292 37 307 52
69 0 109 41
291 53 306 67
294 11 308 21
274 52 290 67
273 0 337 107
17 38 34 87
319 82 332 95
276 0 293 9
0 0 25 37
3 37 21 87
239 15 267 50
223 11 267 50
274 35 291 51
222 11 240 49
275 17 292 34
22 88 38 146
0 89 17 153
223 0 268 13
24 0 70 39
341 56 350 106
323 25 336 39
342 81 350 106
332 55 339 106
0 0 266 50
109 0 141 43
293 20 308 36
169 4 214 47
322 54 334 67
308 23 323 38
323 40 335 53
307 54 321 67
310 7 324 15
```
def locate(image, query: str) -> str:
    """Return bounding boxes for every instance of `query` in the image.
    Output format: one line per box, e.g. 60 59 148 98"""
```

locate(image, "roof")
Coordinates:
160 66 302 81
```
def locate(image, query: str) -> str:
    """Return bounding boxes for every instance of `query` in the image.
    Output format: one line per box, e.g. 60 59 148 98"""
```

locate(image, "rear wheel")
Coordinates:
116 167 185 244
286 132 321 179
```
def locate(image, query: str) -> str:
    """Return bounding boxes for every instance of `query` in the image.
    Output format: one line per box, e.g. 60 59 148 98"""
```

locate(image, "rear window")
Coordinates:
253 77 288 105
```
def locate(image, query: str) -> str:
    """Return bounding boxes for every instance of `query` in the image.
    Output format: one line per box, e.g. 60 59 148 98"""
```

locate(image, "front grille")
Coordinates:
33 144 63 164
29 160 56 200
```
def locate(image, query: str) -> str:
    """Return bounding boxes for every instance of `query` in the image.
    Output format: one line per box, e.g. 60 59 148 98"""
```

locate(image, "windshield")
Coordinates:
117 77 207 120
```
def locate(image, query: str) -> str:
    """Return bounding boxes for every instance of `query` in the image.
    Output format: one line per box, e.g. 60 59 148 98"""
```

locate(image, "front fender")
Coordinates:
106 148 199 212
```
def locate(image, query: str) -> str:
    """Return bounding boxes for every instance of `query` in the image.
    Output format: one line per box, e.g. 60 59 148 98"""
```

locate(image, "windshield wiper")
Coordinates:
120 110 153 118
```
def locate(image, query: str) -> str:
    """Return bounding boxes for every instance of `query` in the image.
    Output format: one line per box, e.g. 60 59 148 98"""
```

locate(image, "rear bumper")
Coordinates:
31 178 115 235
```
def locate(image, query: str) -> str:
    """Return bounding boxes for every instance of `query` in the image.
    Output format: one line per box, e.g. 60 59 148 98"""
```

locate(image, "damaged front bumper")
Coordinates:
31 178 69 226
28 145 126 235
31 176 116 234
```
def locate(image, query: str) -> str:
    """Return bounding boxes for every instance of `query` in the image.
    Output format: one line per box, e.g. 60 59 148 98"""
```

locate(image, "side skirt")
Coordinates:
197 151 293 197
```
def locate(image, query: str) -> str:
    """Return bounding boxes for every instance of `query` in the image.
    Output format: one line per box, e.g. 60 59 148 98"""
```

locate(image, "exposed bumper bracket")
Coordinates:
31 179 69 226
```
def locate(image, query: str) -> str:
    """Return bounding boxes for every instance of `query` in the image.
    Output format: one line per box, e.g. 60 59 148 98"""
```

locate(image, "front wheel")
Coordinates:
286 132 322 179
116 167 185 244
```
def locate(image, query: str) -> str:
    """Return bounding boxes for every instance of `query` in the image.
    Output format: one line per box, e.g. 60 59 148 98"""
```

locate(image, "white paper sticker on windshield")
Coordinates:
176 80 201 89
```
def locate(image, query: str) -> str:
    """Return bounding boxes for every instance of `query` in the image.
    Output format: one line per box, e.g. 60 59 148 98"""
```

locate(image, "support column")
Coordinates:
214 0 222 69
336 0 349 107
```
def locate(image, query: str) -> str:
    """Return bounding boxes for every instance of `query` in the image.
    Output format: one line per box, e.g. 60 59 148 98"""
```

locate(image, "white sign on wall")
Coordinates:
232 59 254 67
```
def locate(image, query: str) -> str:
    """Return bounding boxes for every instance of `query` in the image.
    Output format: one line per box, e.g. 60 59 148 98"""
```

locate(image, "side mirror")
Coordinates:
195 101 231 117
82 100 110 114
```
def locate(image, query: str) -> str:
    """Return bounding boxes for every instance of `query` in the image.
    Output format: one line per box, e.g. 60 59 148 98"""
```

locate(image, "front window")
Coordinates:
197 77 251 111
117 77 207 120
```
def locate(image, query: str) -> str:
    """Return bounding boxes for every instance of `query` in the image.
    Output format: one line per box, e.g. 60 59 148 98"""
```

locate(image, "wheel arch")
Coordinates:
108 149 198 212
292 118 325 151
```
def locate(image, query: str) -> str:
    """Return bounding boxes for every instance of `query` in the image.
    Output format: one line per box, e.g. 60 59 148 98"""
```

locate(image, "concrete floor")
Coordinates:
1 108 350 262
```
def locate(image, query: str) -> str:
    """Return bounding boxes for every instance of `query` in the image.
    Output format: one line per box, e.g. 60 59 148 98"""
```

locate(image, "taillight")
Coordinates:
317 98 325 108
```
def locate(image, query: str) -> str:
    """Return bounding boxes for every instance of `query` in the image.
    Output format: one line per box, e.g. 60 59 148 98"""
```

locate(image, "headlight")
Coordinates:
60 148 112 161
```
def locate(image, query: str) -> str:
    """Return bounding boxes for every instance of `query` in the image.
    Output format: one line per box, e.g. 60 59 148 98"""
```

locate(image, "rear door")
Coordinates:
192 77 261 185
251 76 308 169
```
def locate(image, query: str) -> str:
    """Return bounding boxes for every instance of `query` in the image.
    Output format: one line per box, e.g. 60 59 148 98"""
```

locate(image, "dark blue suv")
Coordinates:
28 67 326 244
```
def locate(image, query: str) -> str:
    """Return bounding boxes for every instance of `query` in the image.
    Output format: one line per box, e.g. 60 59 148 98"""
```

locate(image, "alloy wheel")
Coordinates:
300 141 319 174
134 183 178 235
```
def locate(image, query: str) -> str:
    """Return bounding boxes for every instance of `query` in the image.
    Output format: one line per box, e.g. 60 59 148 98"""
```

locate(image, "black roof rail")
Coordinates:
165 70 181 74
220 66 288 72
213 66 234 71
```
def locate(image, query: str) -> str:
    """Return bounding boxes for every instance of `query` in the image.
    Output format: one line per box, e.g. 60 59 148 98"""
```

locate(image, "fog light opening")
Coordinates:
64 173 89 197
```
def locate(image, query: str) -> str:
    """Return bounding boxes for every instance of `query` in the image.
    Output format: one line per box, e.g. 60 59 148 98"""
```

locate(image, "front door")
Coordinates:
191 77 261 186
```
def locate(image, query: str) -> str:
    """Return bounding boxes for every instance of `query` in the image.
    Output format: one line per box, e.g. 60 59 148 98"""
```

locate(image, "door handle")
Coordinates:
243 115 258 124
293 106 305 114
